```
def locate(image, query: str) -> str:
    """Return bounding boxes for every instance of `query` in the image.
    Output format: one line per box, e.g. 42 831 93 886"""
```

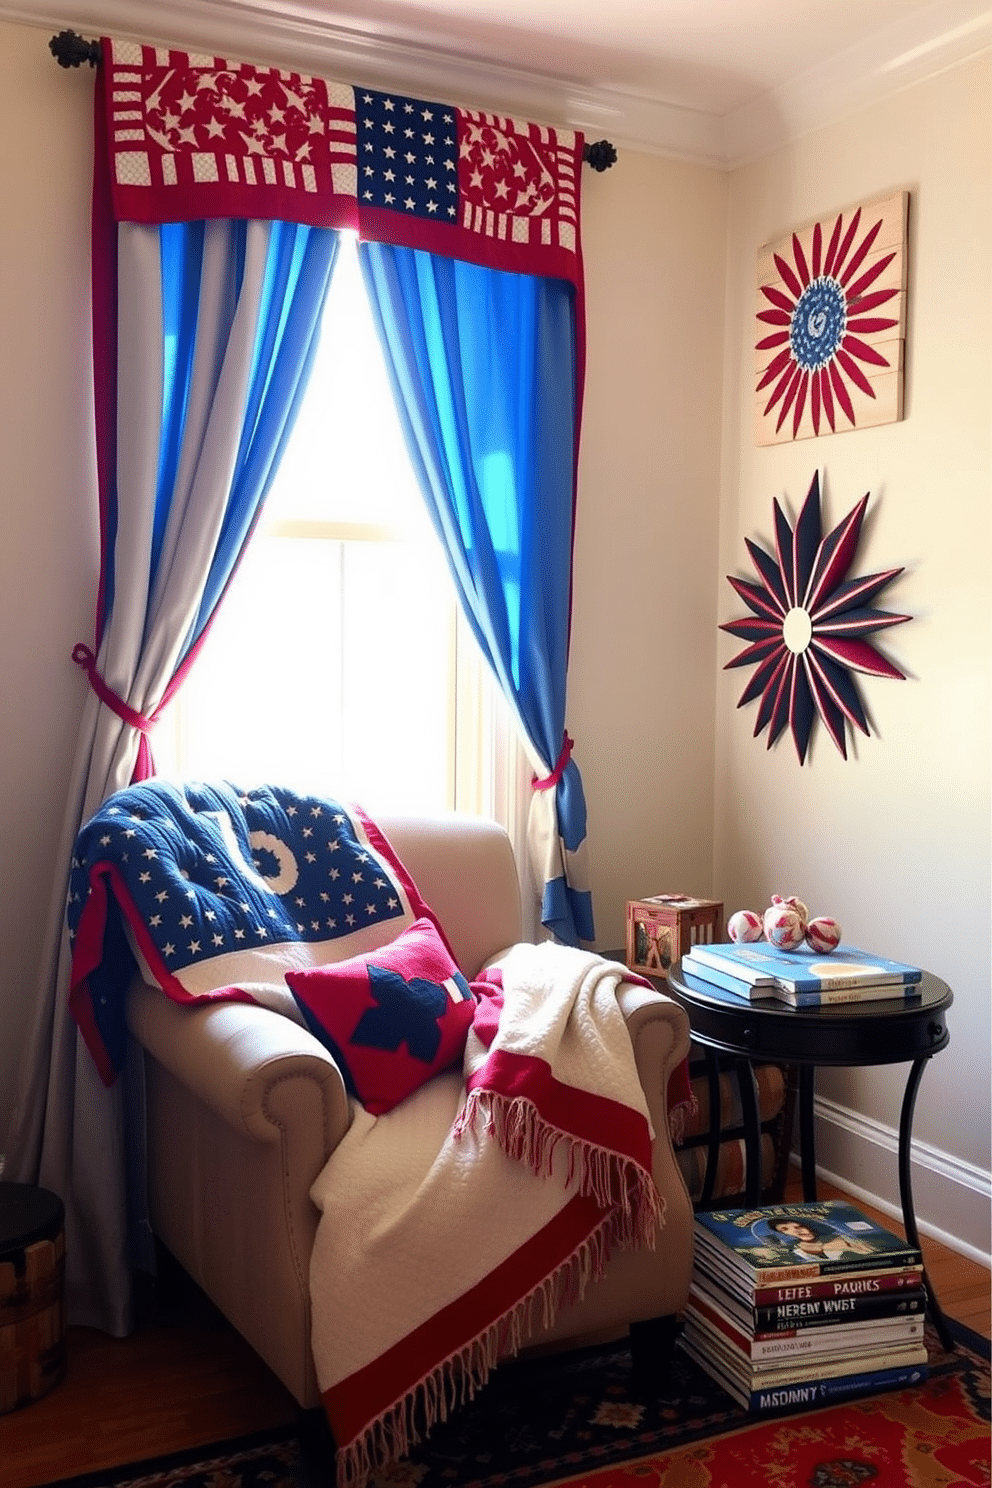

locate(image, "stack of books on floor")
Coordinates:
680 1199 929 1412
680 940 923 1007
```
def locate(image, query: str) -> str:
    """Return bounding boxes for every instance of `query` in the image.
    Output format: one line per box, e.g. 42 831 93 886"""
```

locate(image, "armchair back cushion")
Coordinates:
377 814 523 976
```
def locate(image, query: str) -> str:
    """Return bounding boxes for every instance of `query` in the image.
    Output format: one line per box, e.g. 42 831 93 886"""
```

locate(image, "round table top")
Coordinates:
0 1182 64 1255
666 962 952 1067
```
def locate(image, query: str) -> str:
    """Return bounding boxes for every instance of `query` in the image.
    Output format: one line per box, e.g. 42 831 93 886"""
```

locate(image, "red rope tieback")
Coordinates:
532 732 574 791
72 643 159 734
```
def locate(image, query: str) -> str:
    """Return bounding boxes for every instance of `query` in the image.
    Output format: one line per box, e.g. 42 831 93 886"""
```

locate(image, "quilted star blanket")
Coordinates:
67 780 437 1084
310 940 668 1488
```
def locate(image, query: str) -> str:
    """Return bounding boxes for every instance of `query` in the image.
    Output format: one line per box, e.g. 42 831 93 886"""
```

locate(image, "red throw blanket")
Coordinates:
309 941 690 1488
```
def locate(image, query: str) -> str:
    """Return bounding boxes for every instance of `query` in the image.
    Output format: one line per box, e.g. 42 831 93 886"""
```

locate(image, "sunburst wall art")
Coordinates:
754 191 908 446
721 473 911 765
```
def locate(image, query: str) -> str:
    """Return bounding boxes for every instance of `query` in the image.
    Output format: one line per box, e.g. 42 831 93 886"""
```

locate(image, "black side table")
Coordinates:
666 961 954 1350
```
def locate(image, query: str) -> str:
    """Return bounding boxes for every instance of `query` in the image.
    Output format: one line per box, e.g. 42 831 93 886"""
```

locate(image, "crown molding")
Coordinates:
723 0 992 166
6 0 990 168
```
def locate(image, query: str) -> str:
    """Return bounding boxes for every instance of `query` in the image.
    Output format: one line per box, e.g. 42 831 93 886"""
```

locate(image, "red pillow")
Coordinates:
285 918 476 1114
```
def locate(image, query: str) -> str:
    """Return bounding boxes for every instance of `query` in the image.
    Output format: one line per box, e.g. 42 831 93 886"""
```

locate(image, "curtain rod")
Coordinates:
49 29 617 170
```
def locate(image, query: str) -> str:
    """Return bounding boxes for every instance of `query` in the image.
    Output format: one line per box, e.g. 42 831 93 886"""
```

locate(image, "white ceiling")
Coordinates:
9 0 992 164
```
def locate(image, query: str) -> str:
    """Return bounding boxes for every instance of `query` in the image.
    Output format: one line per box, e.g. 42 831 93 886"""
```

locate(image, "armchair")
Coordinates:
126 813 695 1410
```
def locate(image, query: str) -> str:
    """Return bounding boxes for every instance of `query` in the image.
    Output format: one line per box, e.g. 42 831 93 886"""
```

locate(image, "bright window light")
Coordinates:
156 233 528 835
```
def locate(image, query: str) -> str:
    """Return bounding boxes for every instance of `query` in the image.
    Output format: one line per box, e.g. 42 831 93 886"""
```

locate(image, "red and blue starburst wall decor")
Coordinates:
755 191 908 445
722 473 911 765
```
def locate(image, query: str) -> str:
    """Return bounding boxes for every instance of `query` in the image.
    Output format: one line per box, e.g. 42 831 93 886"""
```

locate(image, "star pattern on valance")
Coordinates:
101 37 583 287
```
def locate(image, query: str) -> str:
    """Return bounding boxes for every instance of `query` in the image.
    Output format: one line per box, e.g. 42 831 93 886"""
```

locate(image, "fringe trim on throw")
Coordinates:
668 1092 697 1148
331 1212 617 1488
453 1091 664 1253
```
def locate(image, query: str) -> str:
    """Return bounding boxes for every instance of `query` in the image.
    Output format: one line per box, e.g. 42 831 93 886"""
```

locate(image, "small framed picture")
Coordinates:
628 904 677 975
625 896 724 976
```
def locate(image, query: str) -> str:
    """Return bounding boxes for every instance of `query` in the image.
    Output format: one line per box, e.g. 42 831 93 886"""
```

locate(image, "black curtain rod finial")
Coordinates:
50 30 102 68
583 139 617 171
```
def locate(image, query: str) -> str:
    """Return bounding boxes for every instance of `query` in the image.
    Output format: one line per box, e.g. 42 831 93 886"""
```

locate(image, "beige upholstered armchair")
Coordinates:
126 813 695 1409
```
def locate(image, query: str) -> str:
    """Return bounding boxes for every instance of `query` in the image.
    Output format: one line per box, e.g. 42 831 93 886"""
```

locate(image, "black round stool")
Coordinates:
0 1182 67 1412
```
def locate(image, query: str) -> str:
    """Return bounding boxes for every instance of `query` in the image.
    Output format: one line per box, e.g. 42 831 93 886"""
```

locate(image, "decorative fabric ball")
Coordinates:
763 904 805 951
728 909 763 943
806 916 842 953
771 893 809 930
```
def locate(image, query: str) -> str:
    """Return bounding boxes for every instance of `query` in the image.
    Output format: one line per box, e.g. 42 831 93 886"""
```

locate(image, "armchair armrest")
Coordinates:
616 979 692 1148
126 981 353 1157
126 981 352 1408
529 972 695 1346
474 954 691 1154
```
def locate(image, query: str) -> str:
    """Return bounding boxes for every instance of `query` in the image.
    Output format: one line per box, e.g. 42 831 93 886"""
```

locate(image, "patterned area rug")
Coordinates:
43 1320 989 1488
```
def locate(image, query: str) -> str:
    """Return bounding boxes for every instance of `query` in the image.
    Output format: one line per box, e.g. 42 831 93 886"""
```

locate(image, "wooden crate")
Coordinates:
625 895 724 977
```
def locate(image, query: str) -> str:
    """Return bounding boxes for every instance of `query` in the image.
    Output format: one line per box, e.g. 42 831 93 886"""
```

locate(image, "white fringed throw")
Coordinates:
309 942 666 1488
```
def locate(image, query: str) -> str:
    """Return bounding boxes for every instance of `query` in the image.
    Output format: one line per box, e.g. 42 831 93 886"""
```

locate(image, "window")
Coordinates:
156 234 530 851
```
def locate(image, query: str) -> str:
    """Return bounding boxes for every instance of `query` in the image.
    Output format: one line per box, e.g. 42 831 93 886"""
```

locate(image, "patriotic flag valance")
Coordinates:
100 36 584 289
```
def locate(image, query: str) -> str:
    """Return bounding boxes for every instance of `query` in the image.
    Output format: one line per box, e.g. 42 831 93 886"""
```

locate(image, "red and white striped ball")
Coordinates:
771 893 809 931
728 909 764 943
805 916 842 954
763 904 806 951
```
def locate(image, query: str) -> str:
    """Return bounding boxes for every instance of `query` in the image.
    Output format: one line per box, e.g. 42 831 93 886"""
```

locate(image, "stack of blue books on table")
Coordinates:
680 941 923 1007
680 1198 929 1412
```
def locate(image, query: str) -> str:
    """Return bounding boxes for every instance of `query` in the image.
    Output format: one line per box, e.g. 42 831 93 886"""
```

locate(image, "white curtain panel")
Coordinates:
7 220 280 1333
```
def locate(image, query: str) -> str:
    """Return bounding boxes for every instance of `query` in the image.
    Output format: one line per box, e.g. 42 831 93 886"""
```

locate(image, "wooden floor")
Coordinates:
787 1176 991 1340
1 1276 301 1488
3 1175 988 1488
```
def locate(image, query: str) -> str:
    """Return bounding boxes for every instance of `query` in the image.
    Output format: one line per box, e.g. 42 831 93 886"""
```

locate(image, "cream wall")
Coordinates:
715 54 991 1258
0 22 97 1149
571 151 727 951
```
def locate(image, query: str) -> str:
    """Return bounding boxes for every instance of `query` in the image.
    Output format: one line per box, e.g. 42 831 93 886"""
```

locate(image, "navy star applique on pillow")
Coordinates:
285 918 476 1113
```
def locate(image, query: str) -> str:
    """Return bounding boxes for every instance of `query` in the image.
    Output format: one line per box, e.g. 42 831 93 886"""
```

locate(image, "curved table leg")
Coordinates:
900 1055 955 1352
734 1058 762 1205
698 1049 723 1209
799 1064 817 1200
696 1047 725 1208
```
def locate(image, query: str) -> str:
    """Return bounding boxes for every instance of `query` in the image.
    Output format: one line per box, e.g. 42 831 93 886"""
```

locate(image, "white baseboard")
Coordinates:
794 1094 991 1270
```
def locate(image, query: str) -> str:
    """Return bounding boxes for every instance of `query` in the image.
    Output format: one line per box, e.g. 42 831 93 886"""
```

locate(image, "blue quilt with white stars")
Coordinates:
66 780 433 1085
